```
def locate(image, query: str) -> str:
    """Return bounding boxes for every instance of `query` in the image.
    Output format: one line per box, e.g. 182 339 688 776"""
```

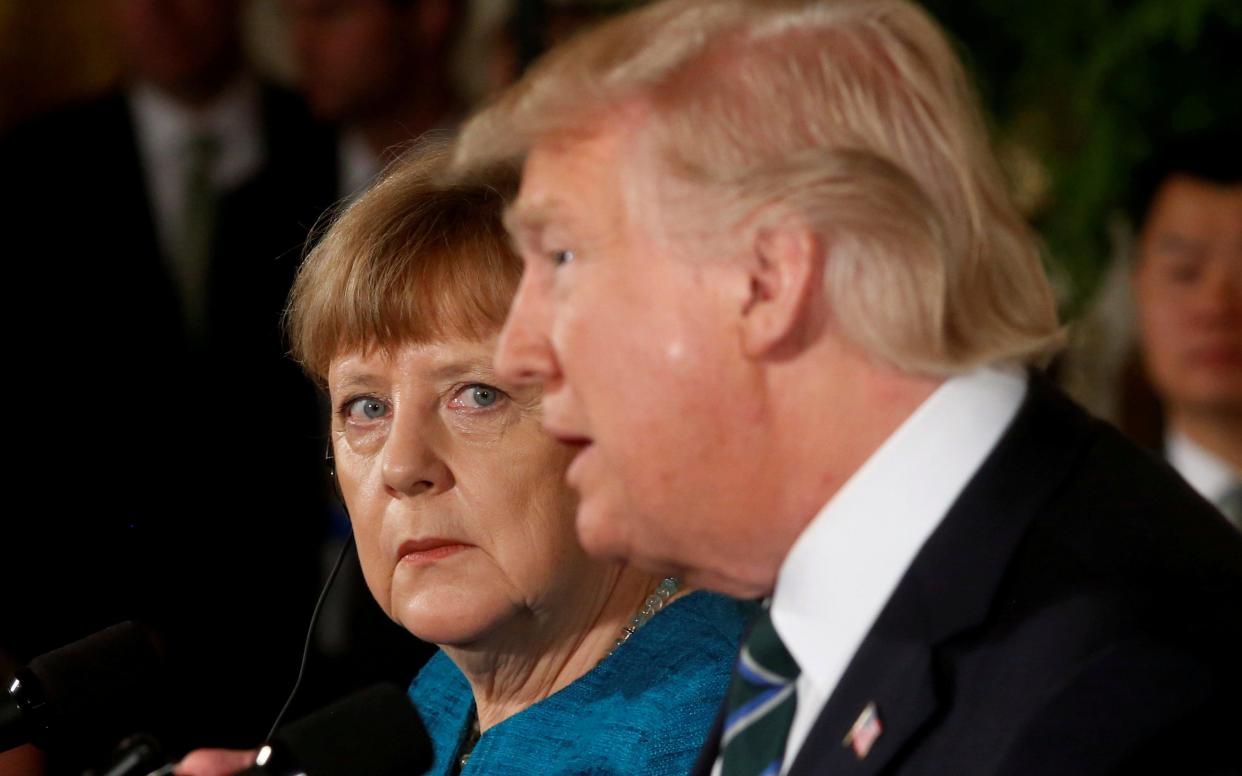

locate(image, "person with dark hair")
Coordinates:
1130 133 1242 527
0 0 337 759
282 0 466 197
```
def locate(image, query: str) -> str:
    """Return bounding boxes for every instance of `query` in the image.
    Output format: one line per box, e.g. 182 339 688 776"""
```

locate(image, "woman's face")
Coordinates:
327 336 588 646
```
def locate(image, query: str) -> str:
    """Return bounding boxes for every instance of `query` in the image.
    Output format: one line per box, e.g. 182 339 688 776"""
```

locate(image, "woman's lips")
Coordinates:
397 538 471 565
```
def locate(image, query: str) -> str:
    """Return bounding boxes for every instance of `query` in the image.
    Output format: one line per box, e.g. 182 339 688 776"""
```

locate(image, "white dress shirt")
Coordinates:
772 366 1028 773
128 78 264 266
338 129 383 200
1166 428 1242 527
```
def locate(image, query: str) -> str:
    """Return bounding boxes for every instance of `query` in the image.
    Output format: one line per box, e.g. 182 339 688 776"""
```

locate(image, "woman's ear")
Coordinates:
739 213 824 358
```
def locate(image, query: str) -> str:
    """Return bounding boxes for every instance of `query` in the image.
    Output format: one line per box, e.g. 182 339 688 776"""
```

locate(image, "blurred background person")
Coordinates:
282 0 465 197
0 0 337 766
1129 135 1242 526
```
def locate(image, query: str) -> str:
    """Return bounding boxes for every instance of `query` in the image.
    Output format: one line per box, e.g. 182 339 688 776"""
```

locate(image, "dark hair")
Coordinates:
1128 130 1242 228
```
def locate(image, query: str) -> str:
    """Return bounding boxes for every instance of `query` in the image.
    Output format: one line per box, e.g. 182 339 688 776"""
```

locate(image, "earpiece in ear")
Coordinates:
325 440 344 505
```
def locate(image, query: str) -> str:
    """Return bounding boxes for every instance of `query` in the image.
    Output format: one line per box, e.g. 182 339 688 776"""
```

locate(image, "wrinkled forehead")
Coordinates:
505 116 691 251
327 335 502 386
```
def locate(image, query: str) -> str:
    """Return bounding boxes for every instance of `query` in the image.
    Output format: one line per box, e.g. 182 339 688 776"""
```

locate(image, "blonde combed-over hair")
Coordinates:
453 0 1062 375
287 145 521 385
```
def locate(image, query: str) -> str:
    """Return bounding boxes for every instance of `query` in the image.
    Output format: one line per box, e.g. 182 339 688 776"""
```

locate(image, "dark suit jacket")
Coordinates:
0 86 341 756
694 376 1242 775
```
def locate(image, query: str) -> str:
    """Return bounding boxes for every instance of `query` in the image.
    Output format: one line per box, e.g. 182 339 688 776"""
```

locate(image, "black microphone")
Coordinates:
238 683 431 776
0 621 165 758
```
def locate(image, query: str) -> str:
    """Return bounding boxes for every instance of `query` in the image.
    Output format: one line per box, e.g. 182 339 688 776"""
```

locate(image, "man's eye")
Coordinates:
1162 258 1202 285
552 249 575 266
457 384 504 409
346 397 389 420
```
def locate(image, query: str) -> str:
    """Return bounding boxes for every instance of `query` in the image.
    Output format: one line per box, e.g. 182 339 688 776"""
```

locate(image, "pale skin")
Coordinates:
175 336 667 775
1133 175 1242 470
495 108 941 601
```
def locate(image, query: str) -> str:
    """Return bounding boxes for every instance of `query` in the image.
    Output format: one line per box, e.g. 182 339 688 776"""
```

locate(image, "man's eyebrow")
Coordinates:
503 198 566 239
1154 233 1206 253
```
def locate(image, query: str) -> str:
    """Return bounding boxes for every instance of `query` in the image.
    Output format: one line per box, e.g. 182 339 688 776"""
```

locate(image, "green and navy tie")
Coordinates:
717 607 801 776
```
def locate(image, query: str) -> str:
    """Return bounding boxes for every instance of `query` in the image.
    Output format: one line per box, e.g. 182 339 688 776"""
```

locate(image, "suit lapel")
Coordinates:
788 375 1098 774
789 637 937 775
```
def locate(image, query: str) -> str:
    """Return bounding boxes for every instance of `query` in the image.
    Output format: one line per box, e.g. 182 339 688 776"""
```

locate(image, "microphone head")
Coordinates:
262 684 431 776
20 621 166 756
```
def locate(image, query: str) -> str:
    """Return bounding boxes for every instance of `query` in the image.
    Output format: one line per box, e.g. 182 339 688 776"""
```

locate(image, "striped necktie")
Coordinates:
717 606 800 776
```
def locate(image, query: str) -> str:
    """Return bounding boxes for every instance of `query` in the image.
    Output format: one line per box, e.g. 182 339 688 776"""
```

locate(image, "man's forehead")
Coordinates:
507 135 622 232
1149 176 1242 227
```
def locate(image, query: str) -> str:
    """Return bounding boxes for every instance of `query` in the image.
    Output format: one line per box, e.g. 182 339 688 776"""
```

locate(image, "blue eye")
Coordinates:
552 250 575 266
346 397 388 420
464 384 499 408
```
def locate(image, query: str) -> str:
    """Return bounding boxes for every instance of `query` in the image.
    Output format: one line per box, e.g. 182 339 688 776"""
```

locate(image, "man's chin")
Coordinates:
682 567 775 601
573 496 666 569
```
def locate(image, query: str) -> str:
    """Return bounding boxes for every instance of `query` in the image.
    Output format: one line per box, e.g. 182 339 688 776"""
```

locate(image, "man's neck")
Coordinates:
709 340 943 599
142 53 245 111
1169 408 1242 471
353 84 457 161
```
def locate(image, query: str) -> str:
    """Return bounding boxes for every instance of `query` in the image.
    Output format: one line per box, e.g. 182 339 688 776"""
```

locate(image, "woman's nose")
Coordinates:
495 271 562 389
381 417 453 498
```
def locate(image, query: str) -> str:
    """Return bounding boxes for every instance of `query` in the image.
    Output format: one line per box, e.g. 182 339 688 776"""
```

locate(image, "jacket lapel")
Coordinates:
689 703 726 776
788 375 1097 774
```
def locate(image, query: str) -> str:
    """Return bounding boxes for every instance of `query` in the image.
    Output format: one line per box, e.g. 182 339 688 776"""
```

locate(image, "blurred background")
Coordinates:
0 0 1238 772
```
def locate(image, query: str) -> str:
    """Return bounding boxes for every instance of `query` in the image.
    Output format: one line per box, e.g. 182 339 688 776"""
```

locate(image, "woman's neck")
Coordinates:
441 566 673 731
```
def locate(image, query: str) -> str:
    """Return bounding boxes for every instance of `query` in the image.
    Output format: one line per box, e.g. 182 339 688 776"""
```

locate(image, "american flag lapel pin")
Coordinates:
843 701 883 759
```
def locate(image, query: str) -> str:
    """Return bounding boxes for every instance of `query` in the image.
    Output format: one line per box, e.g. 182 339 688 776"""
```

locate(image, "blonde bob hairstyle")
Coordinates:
453 0 1062 375
287 144 520 385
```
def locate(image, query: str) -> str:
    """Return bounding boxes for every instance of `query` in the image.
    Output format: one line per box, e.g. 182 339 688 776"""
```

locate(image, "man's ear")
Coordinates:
739 212 824 358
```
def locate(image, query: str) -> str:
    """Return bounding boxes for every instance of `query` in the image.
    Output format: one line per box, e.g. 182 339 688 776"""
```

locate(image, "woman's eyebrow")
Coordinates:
331 373 383 394
428 359 497 382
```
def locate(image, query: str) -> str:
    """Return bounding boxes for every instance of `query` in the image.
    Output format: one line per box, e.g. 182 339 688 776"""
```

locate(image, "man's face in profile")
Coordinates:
496 123 780 597
1134 174 1242 420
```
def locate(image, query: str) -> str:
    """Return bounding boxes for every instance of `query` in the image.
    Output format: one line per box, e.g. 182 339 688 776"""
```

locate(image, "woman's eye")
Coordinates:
345 397 389 421
457 384 503 409
552 249 575 266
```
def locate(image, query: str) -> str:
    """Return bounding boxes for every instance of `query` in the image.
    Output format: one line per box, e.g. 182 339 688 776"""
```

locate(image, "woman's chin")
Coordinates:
392 589 514 648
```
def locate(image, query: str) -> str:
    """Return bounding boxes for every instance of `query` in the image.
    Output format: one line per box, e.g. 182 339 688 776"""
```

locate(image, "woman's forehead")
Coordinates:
328 337 501 384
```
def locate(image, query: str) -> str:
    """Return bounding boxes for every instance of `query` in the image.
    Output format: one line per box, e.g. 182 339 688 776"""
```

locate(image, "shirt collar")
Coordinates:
338 129 383 199
1166 428 1241 504
129 76 263 190
770 365 1028 693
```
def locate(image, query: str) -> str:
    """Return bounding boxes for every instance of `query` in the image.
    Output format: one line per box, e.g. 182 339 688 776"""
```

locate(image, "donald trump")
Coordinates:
454 0 1242 773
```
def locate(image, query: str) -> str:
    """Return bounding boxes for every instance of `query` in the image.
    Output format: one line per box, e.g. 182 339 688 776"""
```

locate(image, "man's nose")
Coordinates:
495 270 561 389
1193 255 1241 322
